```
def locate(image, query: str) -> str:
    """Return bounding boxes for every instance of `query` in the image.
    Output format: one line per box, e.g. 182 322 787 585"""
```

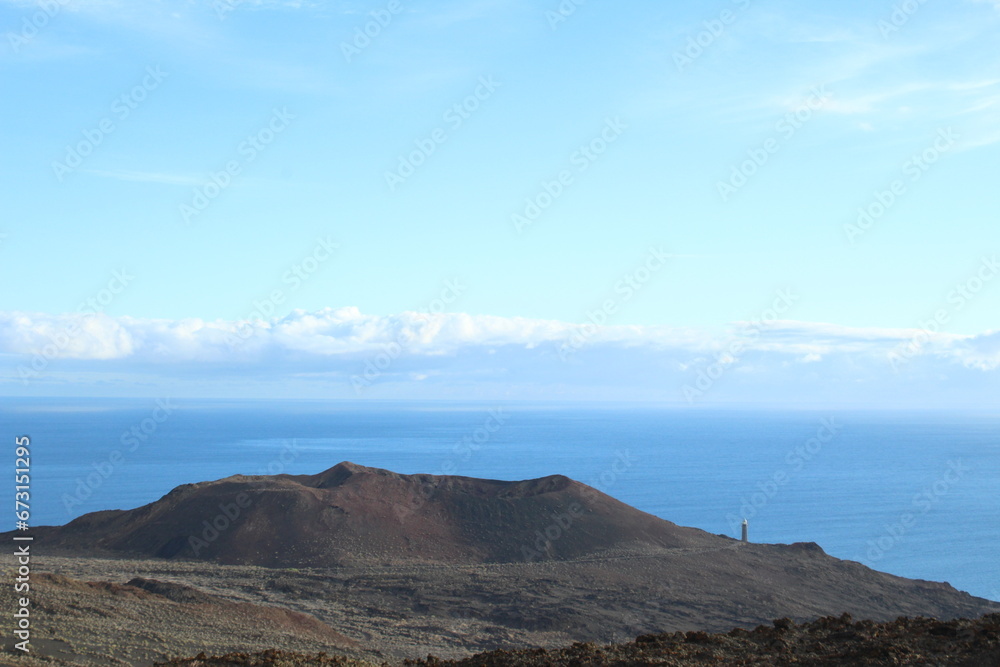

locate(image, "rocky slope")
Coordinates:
156 613 1000 666
0 571 358 666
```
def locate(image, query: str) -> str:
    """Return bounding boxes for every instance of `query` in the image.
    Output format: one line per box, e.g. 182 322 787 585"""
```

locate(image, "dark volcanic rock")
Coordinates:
125 576 216 604
156 613 1000 666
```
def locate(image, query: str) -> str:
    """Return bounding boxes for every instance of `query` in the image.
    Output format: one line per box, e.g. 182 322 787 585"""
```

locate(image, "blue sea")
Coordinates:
2 398 997 602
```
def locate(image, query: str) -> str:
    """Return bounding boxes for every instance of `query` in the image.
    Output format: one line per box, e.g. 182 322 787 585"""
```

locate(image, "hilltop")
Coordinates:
26 461 721 566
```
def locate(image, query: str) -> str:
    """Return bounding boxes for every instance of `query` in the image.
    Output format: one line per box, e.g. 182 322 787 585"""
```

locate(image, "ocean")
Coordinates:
2 397 997 602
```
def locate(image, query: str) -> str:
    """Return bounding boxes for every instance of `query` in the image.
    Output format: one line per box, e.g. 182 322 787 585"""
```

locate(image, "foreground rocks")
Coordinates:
157 613 1000 666
5 547 998 664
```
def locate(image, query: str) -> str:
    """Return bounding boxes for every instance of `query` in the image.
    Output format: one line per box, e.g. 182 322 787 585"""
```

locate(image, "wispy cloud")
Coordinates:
81 169 205 186
785 28 857 44
4 309 996 366
0 0 121 10
410 0 522 29
820 82 931 115
971 0 1000 10
2 0 335 93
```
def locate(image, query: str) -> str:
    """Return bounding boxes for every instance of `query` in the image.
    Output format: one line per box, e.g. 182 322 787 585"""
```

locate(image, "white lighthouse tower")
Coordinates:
741 518 749 543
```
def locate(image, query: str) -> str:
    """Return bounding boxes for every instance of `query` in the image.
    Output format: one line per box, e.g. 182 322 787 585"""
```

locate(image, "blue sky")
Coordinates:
2 0 998 404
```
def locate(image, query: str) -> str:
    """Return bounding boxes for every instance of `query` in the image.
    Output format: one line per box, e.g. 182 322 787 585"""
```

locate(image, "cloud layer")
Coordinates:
2 308 997 405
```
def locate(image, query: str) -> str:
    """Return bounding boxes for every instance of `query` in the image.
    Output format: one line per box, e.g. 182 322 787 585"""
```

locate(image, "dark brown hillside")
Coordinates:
25 461 721 567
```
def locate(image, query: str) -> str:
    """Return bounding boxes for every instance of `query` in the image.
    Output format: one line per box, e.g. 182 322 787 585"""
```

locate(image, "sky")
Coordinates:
1 0 998 405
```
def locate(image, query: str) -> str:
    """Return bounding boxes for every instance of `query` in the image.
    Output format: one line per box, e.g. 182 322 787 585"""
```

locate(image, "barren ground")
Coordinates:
2 544 996 666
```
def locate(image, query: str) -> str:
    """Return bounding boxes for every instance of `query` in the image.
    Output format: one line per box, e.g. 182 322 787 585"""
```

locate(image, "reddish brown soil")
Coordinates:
15 462 726 566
